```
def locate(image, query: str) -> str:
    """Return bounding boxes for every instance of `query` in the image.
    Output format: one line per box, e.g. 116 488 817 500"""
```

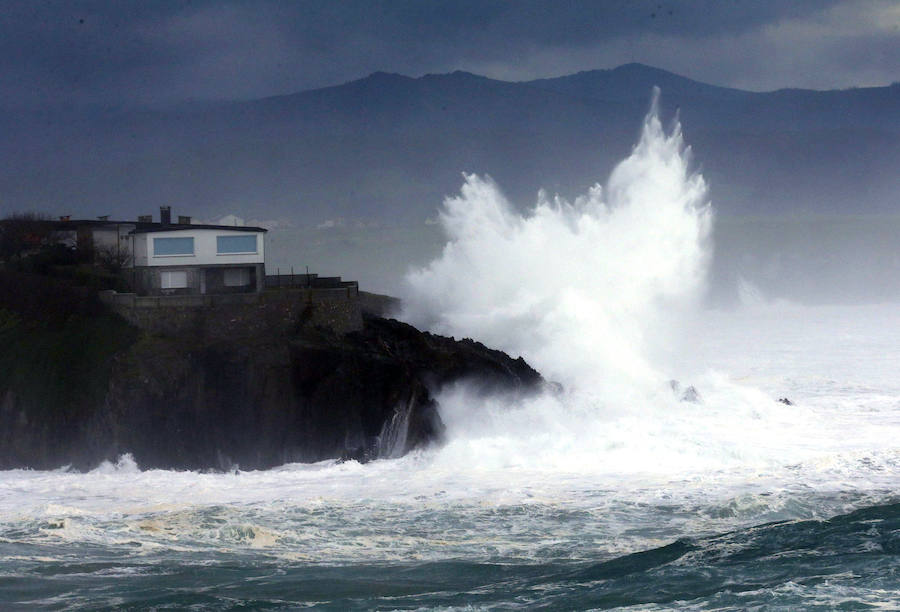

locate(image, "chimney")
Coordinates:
137 215 152 223
178 215 192 225
160 206 171 226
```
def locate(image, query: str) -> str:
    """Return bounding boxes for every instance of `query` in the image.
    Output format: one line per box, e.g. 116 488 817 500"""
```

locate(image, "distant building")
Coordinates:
0 215 136 261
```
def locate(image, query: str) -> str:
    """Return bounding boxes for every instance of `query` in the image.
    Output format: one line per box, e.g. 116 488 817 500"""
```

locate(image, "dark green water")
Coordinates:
3 501 898 610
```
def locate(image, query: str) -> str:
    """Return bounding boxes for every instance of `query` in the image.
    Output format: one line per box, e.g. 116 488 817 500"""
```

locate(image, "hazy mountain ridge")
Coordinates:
528 63 900 130
527 63 753 103
2 63 897 224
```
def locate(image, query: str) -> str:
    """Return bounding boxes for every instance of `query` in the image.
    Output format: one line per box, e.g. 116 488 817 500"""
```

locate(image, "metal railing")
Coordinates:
265 272 358 294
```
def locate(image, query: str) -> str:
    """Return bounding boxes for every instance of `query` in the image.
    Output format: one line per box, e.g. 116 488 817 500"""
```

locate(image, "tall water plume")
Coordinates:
402 90 712 390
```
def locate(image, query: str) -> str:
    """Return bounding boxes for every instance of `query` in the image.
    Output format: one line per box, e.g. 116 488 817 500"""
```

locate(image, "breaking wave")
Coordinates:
397 92 880 478
402 90 711 392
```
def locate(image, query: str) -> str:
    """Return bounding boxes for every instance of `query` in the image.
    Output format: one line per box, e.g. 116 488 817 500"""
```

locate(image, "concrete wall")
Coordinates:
133 228 265 267
99 286 363 339
132 234 148 266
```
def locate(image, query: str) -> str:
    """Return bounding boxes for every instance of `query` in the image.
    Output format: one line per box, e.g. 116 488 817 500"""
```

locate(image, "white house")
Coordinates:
129 221 267 296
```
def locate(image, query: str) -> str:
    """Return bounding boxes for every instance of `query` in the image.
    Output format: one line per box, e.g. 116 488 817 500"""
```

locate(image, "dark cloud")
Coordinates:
0 0 895 109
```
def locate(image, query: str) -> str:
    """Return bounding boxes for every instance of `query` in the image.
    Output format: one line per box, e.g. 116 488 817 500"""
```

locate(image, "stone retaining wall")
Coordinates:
100 287 363 340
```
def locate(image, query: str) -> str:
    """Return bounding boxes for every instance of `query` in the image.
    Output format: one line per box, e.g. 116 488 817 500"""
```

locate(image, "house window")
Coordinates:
223 267 251 287
217 235 257 254
153 237 194 256
160 270 188 289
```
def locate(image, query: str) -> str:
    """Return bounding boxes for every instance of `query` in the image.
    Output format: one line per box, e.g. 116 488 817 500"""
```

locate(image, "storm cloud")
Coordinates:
1 0 897 109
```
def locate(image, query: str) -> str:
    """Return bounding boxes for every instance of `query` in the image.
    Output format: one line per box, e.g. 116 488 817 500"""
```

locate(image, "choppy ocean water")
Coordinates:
2 303 899 610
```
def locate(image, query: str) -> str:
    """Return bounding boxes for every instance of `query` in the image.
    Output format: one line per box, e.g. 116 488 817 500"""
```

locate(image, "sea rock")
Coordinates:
669 379 702 403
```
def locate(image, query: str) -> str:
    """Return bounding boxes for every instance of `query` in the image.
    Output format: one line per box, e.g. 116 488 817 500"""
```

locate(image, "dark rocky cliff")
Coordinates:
0 272 542 471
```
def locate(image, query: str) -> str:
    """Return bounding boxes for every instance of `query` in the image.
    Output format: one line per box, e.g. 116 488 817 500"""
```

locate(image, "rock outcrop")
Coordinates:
0 272 542 471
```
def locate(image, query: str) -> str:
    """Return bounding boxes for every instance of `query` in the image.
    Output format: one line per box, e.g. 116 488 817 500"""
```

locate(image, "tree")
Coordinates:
93 243 132 273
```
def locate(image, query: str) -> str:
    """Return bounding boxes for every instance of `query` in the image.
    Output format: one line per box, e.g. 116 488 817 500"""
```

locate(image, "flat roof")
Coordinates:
1 218 267 234
0 218 145 231
130 224 267 234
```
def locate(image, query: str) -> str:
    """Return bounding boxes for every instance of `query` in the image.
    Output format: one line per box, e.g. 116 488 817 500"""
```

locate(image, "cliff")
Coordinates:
0 271 542 470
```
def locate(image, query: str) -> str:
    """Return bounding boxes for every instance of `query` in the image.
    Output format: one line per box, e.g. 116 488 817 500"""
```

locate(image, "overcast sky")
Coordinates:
1 0 898 109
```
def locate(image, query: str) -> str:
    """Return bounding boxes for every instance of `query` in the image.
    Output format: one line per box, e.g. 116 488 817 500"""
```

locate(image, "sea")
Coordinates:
2 94 899 610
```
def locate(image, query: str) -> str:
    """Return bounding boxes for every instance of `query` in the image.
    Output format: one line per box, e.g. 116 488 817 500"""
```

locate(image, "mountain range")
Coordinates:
3 63 898 224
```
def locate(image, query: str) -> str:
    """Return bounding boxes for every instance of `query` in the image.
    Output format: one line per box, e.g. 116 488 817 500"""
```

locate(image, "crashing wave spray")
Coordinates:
398 92 824 474
402 89 712 390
